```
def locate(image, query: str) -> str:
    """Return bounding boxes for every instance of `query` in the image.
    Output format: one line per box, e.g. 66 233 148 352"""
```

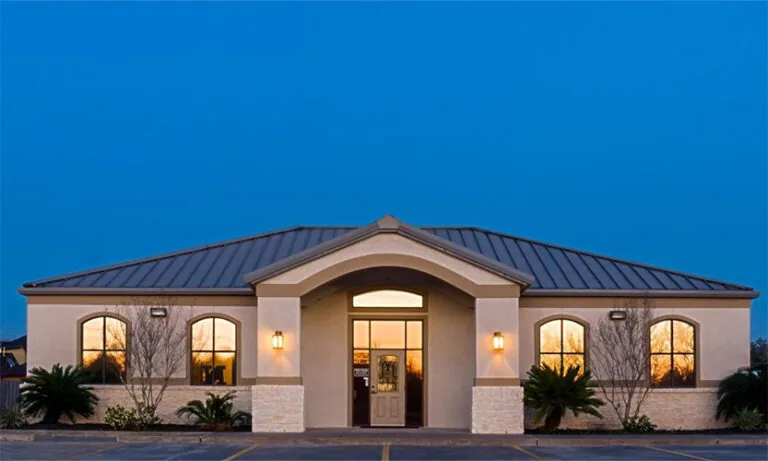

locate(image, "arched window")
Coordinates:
191 317 237 386
81 316 127 384
539 318 586 375
650 319 695 387
352 290 423 308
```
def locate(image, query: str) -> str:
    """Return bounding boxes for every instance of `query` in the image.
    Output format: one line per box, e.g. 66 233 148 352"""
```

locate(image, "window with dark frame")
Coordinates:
539 318 585 375
191 317 237 386
650 319 695 387
81 316 127 384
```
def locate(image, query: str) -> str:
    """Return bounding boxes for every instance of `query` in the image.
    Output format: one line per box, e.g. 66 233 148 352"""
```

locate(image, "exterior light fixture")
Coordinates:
609 310 627 321
493 332 504 351
272 331 284 350
150 307 167 318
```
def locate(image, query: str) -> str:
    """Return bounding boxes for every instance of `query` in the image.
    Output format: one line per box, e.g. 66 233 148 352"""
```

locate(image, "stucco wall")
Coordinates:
427 290 475 428
301 291 348 428
519 300 750 383
26 297 259 382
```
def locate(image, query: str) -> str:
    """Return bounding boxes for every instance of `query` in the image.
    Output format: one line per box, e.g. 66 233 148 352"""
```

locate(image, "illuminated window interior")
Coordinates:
81 316 127 384
650 319 695 387
539 318 585 375
352 290 423 308
191 317 237 386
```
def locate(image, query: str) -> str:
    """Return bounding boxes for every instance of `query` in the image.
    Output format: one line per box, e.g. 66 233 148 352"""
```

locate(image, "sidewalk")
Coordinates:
1 428 766 446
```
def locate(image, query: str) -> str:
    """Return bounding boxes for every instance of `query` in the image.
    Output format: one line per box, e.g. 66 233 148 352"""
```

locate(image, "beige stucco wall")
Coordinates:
519 298 750 383
26 296 259 382
301 291 348 428
263 234 511 288
475 298 519 379
256 297 300 377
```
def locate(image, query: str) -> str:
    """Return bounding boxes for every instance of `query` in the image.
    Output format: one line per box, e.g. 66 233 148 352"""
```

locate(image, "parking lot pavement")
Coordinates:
0 442 767 460
235 444 382 460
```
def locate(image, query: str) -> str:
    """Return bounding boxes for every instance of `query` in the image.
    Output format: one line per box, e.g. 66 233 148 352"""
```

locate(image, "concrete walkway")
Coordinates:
1 428 766 446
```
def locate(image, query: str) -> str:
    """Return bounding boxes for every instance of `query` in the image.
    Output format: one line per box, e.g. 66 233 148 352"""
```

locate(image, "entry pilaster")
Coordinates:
472 297 524 434
252 296 304 432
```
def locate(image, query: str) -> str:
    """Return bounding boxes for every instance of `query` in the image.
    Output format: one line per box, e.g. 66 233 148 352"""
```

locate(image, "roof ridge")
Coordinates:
468 226 753 291
23 226 316 288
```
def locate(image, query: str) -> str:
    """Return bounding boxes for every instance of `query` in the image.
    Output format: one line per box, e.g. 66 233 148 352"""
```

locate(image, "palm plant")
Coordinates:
21 364 99 424
716 364 767 422
523 364 604 431
176 391 250 430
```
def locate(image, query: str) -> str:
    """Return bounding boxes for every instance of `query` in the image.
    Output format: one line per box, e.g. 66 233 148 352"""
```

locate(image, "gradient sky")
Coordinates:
1 2 766 340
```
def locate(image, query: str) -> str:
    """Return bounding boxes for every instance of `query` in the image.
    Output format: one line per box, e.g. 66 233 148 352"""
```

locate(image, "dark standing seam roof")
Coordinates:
22 225 754 293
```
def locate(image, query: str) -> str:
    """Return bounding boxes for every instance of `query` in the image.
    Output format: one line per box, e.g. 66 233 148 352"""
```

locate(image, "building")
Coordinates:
0 335 27 381
19 216 757 433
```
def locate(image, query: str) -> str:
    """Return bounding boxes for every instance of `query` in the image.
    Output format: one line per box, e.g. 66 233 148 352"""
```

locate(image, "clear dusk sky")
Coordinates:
1 2 766 340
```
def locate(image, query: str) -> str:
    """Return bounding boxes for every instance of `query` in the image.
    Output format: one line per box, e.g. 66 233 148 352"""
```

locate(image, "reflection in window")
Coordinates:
650 319 695 387
191 317 237 386
81 316 127 384
377 355 399 392
539 319 585 375
353 290 423 308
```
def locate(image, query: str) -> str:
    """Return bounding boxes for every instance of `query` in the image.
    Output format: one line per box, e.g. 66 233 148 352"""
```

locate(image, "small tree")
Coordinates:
590 297 655 429
110 297 189 425
751 338 768 368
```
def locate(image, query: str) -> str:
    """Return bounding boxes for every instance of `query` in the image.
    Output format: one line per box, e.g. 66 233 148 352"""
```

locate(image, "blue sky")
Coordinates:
1 2 765 340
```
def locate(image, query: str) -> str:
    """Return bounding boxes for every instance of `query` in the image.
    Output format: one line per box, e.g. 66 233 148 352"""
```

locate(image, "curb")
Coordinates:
1 431 766 446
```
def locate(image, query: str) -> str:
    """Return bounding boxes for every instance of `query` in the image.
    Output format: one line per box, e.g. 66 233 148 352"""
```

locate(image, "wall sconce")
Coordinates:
272 331 284 350
493 332 504 351
150 307 167 318
609 310 627 321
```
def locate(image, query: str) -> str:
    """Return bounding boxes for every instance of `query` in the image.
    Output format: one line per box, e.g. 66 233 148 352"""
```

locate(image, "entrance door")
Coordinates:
370 350 406 426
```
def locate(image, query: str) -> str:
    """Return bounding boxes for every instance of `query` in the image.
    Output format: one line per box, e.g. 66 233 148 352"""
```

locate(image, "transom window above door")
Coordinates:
352 290 423 308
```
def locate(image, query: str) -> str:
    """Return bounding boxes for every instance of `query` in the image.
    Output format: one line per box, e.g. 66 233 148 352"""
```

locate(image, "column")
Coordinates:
472 297 524 434
252 296 304 432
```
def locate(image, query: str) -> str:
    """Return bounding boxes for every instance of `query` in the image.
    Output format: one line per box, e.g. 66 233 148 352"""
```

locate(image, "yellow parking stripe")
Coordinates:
510 445 547 461
223 442 261 461
642 445 712 461
381 443 390 461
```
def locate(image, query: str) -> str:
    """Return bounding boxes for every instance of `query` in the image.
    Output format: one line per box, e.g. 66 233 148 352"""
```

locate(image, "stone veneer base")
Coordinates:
471 386 524 434
251 384 305 432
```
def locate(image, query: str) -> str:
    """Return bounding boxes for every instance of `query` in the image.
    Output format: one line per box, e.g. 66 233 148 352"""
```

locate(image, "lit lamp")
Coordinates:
492 332 504 351
272 331 284 350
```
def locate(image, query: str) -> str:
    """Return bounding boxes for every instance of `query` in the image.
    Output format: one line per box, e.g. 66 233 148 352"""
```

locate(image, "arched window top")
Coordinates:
650 318 696 387
191 316 237 386
81 315 127 384
352 290 423 308
538 318 586 375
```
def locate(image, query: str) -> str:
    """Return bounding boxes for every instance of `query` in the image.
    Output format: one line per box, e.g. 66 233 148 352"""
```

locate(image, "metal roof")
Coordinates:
21 223 756 297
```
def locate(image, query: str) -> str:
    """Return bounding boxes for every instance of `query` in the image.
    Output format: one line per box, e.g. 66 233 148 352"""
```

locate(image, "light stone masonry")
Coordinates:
471 386 524 434
251 384 305 432
524 388 730 430
79 386 252 424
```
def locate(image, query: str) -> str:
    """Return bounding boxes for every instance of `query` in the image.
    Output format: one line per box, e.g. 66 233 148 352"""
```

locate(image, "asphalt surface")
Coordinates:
1 441 767 461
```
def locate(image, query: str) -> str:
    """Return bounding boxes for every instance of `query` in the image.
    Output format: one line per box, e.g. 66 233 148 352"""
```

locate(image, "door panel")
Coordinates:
370 350 405 426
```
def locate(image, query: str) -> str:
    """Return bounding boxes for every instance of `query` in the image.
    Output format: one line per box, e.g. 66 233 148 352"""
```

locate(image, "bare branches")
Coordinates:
590 297 655 428
109 296 189 423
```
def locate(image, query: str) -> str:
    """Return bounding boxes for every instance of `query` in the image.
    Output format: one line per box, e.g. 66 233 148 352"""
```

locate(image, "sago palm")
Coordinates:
176 391 250 430
523 364 604 431
716 364 767 422
21 364 99 424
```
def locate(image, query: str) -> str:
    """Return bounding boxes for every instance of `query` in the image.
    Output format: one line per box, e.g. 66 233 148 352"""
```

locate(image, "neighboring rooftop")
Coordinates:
20 219 757 297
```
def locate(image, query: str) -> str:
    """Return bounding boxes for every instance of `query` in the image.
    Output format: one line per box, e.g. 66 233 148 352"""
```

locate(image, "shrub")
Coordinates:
623 414 656 433
716 364 767 422
523 364 604 431
0 405 27 429
734 408 764 431
21 364 99 424
104 405 138 430
176 391 250 430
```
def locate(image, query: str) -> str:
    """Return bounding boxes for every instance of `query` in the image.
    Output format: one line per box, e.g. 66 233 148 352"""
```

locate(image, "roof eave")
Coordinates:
524 289 760 299
243 215 536 288
18 287 255 296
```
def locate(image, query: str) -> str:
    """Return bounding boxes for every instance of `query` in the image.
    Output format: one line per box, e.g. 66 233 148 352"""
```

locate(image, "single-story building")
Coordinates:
19 216 758 433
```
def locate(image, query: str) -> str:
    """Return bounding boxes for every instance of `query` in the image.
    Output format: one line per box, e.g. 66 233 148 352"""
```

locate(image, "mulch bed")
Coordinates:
21 423 251 432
